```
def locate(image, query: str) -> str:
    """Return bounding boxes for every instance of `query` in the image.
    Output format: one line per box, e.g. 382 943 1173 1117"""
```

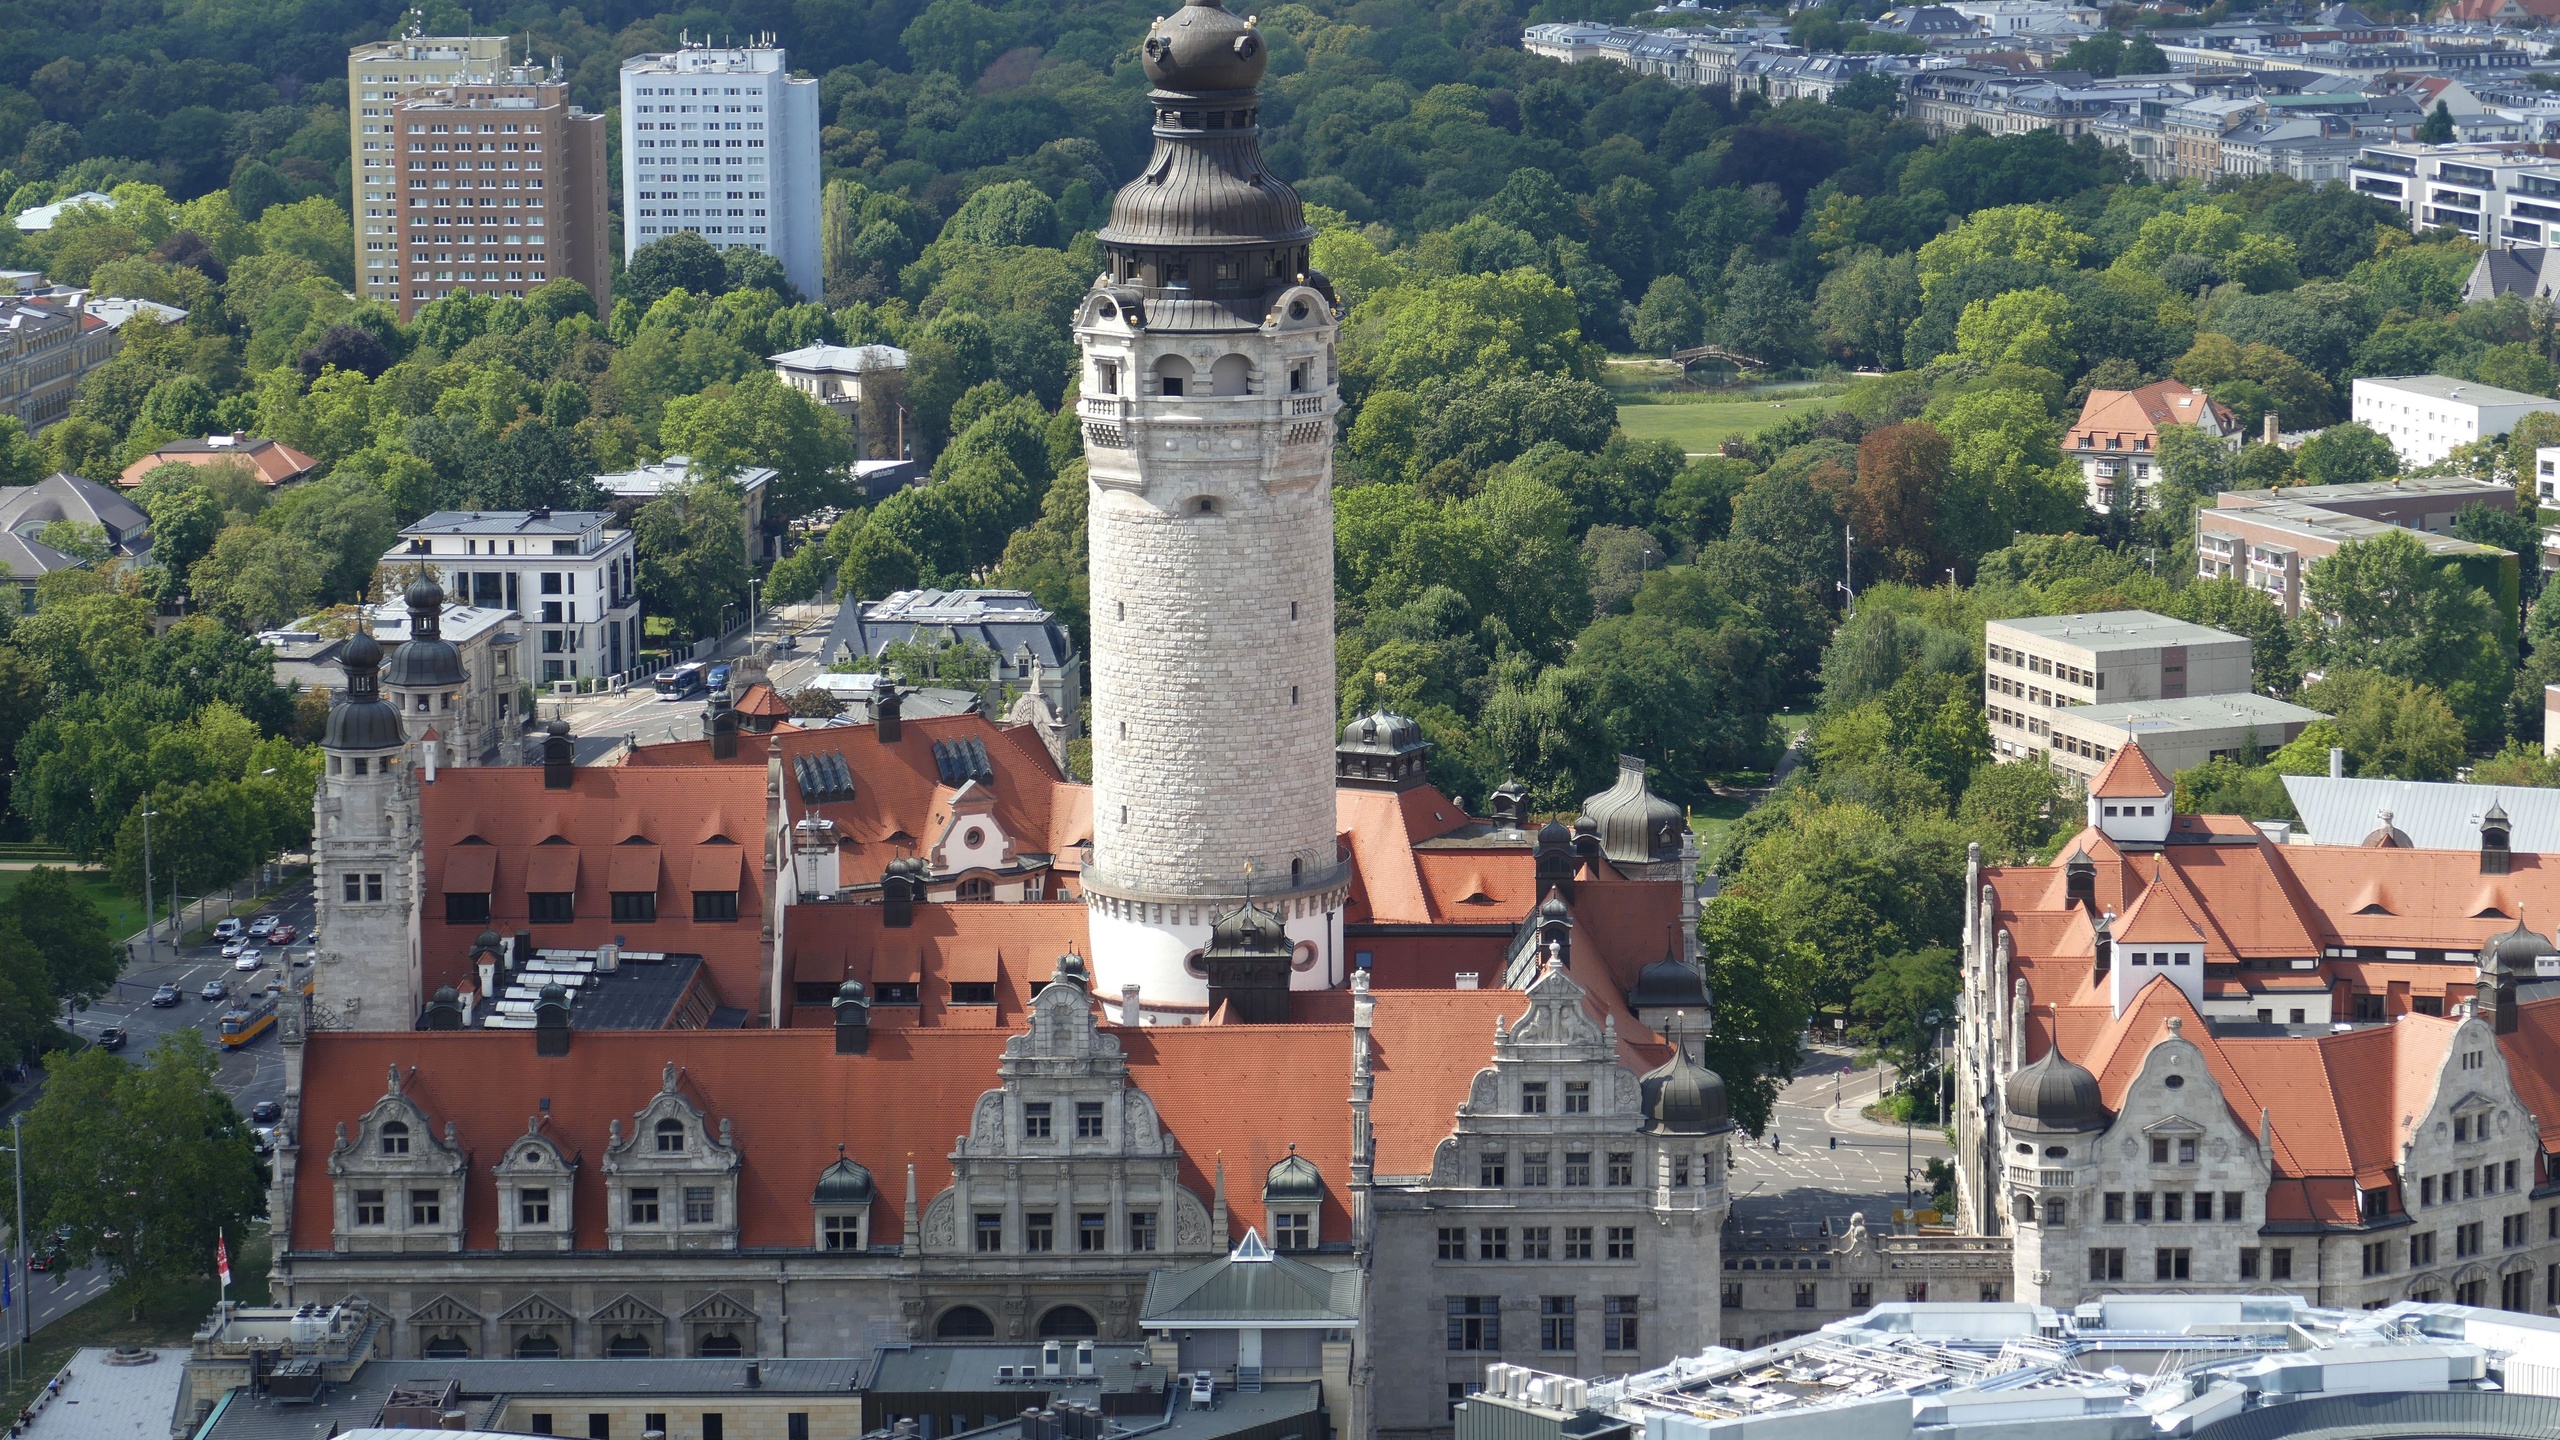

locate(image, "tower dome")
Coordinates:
1626 952 1710 1012
813 1154 877 1206
1582 755 1685 865
383 573 467 689
326 628 404 750
2484 914 2553 974
1141 0 1268 91
1640 1047 1731 1134
2004 1046 2110 1133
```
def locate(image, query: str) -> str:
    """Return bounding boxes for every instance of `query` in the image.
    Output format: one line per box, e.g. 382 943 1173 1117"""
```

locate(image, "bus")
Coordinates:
219 996 278 1048
654 663 707 701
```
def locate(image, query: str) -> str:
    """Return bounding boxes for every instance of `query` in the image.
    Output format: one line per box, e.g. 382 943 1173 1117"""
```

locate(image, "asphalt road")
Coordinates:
0 878 317 1341
536 622 833 753
1728 1044 1955 1235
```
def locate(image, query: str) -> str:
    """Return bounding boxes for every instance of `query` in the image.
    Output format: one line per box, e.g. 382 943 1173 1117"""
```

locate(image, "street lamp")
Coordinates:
137 803 158 972
747 577 762 638
1904 1007 1944 1216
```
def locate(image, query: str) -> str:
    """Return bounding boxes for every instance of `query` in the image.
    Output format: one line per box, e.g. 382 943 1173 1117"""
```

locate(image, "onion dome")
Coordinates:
1142 0 1267 91
813 1154 876 1206
1537 892 1571 927
1583 755 1685 865
1535 820 1572 852
833 978 870 1010
1051 951 1093 990
472 929 505 958
1640 1047 1731 1135
1627 952 1710 1012
2485 914 2553 975
2004 1046 2110 1133
1262 1148 1323 1203
326 627 404 750
383 574 466 689
1338 711 1421 753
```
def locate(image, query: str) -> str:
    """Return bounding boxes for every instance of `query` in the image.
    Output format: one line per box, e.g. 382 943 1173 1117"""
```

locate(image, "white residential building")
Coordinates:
768 342 907 456
619 38 821 304
2351 374 2560 468
2345 141 2560 245
378 510 641 685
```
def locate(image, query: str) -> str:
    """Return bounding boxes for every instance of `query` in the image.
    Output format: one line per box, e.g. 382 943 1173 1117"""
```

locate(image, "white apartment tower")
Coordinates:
1076 0 1349 1013
311 628 423 1030
619 37 821 304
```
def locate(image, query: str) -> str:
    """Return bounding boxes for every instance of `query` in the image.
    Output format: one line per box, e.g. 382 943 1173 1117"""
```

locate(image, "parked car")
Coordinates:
213 918 243 941
95 1026 125 1052
269 924 297 945
233 951 263 972
249 1099 281 1124
149 984 181 1008
247 915 278 938
249 1127 275 1157
220 939 246 959
26 1250 56 1273
707 662 732 693
199 979 228 1002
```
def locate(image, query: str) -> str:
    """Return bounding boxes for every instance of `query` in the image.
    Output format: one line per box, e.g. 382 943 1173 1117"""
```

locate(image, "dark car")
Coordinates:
199 979 228 1003
249 1100 281 1124
95 1026 125 1052
25 1250 55 1273
149 984 181 1008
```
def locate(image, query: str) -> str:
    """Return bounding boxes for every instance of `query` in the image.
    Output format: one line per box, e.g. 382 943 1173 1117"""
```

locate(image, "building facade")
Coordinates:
2197 483 2517 633
349 32 516 311
594 458 773 564
2351 374 2560 468
1982 611 2252 768
381 67 611 321
0 292 117 434
769 343 908 457
263 595 521 766
2063 380 2238 513
620 40 823 305
2042 693 2327 789
310 628 424 1030
380 510 641 683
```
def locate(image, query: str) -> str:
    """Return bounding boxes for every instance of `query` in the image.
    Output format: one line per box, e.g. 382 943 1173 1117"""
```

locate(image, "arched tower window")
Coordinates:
655 1118 686 1153
1155 355 1194 397
1211 354 1251 395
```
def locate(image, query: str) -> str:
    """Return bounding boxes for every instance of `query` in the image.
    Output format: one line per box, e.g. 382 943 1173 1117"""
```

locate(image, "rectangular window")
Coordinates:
2424 1176 2437 1206
975 1212 1002 1252
628 1188 660 1224
683 1186 715 1224
1448 1296 1500 1351
1795 1281 1817 1308
1564 1226 1594 1260
1480 1152 1506 1188
2134 1193 2154 1222
446 892 491 924
1604 1296 1639 1351
1540 1296 1576 1351
1564 1152 1593 1187
790 1418 810 1440
1024 1103 1052 1139
2224 1191 2245 1222
1078 1212 1108 1252
1438 1226 1468 1260
950 982 997 1005
1521 1226 1551 1259
355 1189 386 1225
520 1189 551 1225
1520 1081 1548 1114
1076 1101 1104 1138
2089 1247 2124 1281
1722 1283 1743 1309
2163 1193 2183 1222
1478 1227 1509 1260
1607 1152 1634 1187
589 1418 609 1440
2459 1221 2484 1258
1129 1211 1157 1252
610 891 657 922
1447 1384 1480 1421
2151 1138 2169 1163
692 890 739 921
822 1215 860 1250
1521 1151 1549 1187
1607 1226 1636 1260
2155 1247 2191 1281
704 1418 723 1440
1852 1283 1873 1308
2270 1247 2293 1280
407 1188 443 1225
2193 1191 2213 1221
1025 1212 1055 1252
528 891 574 924
1274 1212 1310 1250
1564 1081 1591 1113
2104 1192 2125 1222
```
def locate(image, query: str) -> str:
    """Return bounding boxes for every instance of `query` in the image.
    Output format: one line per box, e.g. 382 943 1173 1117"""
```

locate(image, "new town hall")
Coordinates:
277 7 1728 1438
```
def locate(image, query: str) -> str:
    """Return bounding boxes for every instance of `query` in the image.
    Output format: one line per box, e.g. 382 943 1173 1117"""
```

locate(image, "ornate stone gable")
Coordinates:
602 1062 742 1252
491 1115 579 1253
327 1066 467 1253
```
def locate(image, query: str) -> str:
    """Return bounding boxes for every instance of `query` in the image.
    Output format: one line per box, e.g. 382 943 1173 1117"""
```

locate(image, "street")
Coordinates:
1728 1043 1954 1235
538 617 834 753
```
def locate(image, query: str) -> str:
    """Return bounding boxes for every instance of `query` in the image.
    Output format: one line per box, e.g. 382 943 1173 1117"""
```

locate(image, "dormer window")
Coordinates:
382 1122 410 1155
654 1119 686 1153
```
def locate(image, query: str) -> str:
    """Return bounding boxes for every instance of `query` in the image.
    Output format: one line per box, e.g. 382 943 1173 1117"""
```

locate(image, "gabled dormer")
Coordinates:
602 1062 741 1253
491 1116 578 1253
928 779 1013 880
2086 741 2172 846
328 1065 467 1254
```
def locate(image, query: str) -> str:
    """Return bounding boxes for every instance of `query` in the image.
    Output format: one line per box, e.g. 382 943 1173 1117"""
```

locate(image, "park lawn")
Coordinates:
1688 792 1752 866
1613 393 1834 455
0 869 141 941
0 1224 269 1418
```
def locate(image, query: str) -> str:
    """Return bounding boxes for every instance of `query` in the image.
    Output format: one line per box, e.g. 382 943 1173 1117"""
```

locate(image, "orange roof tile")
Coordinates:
2090 741 2170 799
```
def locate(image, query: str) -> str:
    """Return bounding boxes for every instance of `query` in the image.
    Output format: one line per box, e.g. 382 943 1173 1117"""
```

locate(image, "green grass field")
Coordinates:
1616 394 1834 454
0 868 141 940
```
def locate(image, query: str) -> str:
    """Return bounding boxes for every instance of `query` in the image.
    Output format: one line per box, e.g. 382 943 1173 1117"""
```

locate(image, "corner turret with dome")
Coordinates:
380 574 469 764
313 621 424 1032
2004 1045 2110 1133
1077 0 1349 1013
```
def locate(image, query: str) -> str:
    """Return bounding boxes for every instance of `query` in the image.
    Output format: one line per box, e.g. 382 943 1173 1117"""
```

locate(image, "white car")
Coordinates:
213 919 243 941
233 950 264 973
220 939 246 959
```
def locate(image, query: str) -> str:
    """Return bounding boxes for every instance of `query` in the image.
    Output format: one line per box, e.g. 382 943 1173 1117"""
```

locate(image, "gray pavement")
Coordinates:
536 617 833 749
1728 1043 1952 1235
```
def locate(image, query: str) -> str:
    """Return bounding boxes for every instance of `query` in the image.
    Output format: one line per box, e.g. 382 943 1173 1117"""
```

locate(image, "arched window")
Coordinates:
696 1329 744 1357
957 878 994 902
514 1332 562 1359
655 1118 686 1153
936 1306 996 1338
1211 354 1251 395
1154 355 1195 397
1037 1306 1099 1338
423 1332 472 1359
606 1330 654 1358
381 1121 410 1155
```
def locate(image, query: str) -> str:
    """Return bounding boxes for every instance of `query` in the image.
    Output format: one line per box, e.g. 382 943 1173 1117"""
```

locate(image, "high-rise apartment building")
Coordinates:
377 69 610 322
349 34 513 309
619 37 821 304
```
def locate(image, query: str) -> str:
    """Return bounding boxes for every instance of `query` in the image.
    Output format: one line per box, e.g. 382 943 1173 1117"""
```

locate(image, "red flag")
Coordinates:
216 1231 230 1287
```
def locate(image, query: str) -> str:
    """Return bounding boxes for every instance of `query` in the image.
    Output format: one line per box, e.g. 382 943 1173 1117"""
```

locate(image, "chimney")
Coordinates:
746 1360 762 1388
2092 911 2115 979
882 858 920 927
424 986 464 1029
705 693 738 760
533 983 571 1056
1120 983 1142 1025
876 684 904 743
540 720 574 788
2329 746 2344 779
422 730 439 782
2263 411 2278 446
833 979 871 1054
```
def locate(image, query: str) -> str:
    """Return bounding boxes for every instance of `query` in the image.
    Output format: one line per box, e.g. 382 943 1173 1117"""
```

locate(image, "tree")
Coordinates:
1696 894 1812 1138
2298 530 2509 745
1348 268 1594 393
297 323 393 381
2451 499 2543 605
187 525 322 632
15 1032 262 1314
660 370 855 522
840 523 922 603
940 180 1059 249
1715 262 1811 368
2300 668 2467 781
2418 100 2456 144
7 864 119 1005
619 233 728 317
633 482 750 641
1851 946 1960 1089
1629 275 1703 355
2293 423 2399 487
1952 286 2074 372
1955 757 2068 862
1846 422 1951 577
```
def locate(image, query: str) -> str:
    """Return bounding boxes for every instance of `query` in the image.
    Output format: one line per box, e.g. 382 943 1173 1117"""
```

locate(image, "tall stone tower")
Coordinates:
379 575 468 771
1078 0 1348 1012
311 628 422 1029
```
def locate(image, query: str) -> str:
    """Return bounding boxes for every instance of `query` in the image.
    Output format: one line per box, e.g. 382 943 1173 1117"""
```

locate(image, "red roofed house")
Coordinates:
1955 737 2560 1313
117 433 320 489
2065 381 2239 514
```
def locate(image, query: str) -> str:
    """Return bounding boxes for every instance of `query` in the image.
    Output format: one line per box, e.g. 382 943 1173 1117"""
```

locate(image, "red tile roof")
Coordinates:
2090 742 2170 799
2065 381 2234 455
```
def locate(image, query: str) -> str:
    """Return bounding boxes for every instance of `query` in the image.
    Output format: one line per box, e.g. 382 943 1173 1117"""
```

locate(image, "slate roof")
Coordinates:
1139 1237 1362 1325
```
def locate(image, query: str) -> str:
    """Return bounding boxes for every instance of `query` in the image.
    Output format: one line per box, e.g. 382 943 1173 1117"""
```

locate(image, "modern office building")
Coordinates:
620 38 822 304
1981 611 2252 766
378 510 639 684
2041 692 2327 788
2198 483 2518 641
379 65 611 321
349 33 515 310
2350 374 2560 468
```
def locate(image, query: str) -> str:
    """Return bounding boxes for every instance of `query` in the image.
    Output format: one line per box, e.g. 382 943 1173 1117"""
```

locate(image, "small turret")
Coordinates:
832 979 871 1054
